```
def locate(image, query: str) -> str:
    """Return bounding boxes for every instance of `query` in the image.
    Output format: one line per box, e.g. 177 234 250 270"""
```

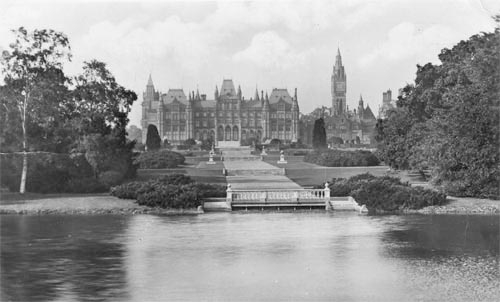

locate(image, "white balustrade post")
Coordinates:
324 182 332 210
226 184 233 206
324 182 330 200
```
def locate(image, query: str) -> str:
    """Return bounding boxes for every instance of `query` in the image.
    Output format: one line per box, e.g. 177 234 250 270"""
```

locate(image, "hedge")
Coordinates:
304 149 380 167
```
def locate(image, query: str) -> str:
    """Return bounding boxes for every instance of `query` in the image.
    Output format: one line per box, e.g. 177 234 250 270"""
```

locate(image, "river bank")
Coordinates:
0 192 498 215
0 193 201 215
413 196 499 215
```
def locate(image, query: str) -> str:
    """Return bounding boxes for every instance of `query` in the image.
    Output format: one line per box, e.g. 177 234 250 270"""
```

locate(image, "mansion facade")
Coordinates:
141 76 299 146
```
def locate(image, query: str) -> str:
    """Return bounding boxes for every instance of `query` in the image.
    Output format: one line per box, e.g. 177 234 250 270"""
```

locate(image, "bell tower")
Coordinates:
331 48 346 116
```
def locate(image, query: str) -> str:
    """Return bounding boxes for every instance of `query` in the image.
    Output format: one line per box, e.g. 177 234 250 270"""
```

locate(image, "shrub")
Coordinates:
110 176 226 208
304 149 380 167
136 184 201 208
323 174 447 211
134 150 185 169
156 174 194 185
110 181 150 199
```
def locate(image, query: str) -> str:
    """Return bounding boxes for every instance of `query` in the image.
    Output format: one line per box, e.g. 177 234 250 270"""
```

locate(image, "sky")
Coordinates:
1 0 498 127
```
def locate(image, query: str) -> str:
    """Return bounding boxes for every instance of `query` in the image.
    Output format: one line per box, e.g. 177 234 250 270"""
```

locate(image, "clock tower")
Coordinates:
331 48 346 115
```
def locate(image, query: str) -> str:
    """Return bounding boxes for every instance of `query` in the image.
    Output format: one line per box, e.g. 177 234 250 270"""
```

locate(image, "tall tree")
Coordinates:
71 60 137 178
0 27 71 193
312 118 327 150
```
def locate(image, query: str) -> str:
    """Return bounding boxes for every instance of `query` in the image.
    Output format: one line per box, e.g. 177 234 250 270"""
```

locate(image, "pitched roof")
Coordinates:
363 105 376 120
269 88 293 104
220 79 236 97
162 89 188 105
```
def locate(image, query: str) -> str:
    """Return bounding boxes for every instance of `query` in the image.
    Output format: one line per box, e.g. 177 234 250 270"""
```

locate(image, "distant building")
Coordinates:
300 48 377 145
378 89 396 119
141 76 300 146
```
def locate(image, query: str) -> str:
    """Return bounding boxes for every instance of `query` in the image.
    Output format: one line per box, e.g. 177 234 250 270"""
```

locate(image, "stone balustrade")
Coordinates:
226 184 330 204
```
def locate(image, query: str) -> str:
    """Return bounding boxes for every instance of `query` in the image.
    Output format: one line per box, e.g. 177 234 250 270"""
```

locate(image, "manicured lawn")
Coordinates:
287 165 390 187
137 163 227 185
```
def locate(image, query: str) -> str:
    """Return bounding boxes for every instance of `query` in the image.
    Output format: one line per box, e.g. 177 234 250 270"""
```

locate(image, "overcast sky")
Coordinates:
1 0 498 127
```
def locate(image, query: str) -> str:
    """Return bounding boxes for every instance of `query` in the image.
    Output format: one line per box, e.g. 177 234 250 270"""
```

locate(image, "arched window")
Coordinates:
217 126 224 141
232 126 239 141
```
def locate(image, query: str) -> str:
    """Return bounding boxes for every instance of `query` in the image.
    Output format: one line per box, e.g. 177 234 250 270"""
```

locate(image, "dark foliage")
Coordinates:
200 137 215 151
322 173 447 211
145 125 161 151
304 149 380 167
133 150 185 169
312 118 327 150
269 138 282 146
376 30 500 198
110 174 226 209
0 153 109 193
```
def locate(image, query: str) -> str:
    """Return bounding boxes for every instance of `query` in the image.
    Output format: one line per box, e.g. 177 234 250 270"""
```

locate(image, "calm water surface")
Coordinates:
1 213 499 301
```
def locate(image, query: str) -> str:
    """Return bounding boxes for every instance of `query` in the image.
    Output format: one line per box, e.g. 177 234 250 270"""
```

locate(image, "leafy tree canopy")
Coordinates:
376 28 499 198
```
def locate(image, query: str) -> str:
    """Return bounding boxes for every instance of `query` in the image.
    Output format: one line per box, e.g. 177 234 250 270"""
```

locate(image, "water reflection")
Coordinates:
1 215 130 301
1 213 499 301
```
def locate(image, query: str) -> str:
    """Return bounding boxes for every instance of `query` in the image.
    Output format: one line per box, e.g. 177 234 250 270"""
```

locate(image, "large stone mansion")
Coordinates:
141 48 379 147
141 77 300 146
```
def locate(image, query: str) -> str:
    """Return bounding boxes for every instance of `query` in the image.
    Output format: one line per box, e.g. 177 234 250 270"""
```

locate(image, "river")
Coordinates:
1 212 498 301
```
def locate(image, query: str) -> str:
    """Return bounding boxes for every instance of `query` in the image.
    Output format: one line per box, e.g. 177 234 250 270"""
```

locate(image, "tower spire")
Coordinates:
147 74 154 86
335 47 342 67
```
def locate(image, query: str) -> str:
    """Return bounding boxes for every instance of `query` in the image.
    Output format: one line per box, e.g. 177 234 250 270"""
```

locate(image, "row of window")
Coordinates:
165 111 295 119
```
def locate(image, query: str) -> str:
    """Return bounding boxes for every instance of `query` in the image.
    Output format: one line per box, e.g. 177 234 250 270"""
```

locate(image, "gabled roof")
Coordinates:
269 88 293 104
220 79 236 97
162 89 188 105
363 105 376 120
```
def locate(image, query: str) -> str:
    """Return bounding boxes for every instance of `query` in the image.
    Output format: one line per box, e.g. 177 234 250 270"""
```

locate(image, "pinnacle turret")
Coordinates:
335 48 342 67
147 74 154 87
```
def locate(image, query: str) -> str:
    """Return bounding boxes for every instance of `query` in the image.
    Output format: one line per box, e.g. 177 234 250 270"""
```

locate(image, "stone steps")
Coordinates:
227 168 285 176
223 156 261 161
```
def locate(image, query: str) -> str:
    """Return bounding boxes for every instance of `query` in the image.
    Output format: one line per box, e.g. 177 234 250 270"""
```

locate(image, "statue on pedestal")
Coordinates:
207 144 216 165
277 150 287 164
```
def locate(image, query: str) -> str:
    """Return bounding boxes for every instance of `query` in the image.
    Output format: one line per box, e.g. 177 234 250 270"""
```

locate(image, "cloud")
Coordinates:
357 22 458 67
232 31 314 70
75 16 214 75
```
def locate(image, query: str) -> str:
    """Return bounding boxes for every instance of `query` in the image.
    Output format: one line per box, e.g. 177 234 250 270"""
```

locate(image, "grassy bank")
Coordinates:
0 193 202 215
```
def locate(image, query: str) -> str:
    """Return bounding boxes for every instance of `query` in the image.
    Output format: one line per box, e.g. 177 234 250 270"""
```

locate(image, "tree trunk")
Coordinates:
19 151 27 194
19 93 28 194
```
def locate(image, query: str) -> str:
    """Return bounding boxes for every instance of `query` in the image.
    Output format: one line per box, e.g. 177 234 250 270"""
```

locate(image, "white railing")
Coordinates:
226 183 330 204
